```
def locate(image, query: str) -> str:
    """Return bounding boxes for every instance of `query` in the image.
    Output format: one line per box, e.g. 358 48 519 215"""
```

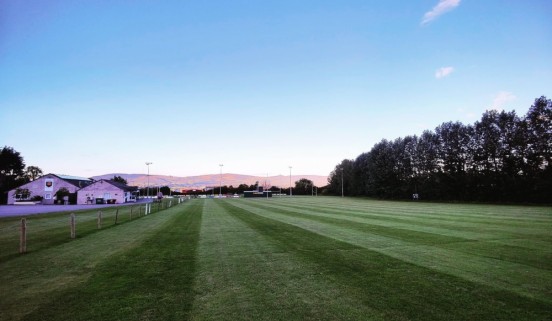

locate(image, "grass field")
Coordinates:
0 197 551 320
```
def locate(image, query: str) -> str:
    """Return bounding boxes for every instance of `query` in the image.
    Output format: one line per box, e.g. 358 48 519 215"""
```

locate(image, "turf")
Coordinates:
0 197 550 320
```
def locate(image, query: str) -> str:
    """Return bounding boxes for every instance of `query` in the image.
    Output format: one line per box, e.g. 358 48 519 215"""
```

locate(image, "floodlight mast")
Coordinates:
145 162 153 198
219 164 223 197
289 166 292 196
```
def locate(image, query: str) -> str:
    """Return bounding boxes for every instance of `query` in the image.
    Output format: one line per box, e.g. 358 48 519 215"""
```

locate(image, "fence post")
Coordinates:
20 218 27 254
97 211 102 229
115 209 119 224
70 213 76 239
169 200 172 208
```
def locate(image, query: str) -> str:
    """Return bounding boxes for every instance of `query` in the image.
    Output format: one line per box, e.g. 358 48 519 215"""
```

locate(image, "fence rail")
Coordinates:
0 197 187 262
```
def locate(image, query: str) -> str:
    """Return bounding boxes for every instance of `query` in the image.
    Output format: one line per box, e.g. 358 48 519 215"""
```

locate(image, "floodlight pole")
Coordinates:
145 162 152 199
289 166 292 196
219 164 223 197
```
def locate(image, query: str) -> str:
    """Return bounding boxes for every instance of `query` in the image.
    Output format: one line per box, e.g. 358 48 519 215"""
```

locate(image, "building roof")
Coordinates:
56 174 92 181
87 179 138 192
106 179 138 192
52 174 93 188
7 173 93 194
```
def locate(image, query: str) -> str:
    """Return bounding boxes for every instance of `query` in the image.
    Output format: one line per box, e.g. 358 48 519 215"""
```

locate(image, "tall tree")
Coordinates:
413 130 441 199
112 175 128 185
416 130 440 176
159 186 171 195
25 166 43 181
435 122 473 174
524 96 552 202
353 152 371 196
525 96 552 172
365 140 397 198
434 122 474 200
0 146 25 178
294 178 314 195
327 159 354 196
0 146 26 204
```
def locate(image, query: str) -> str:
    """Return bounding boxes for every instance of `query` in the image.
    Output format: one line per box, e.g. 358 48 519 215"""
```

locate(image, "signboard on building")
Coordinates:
44 179 54 192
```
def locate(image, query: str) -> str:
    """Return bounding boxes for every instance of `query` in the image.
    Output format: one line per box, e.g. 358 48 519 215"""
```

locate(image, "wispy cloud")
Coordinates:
490 91 516 111
422 0 461 25
435 66 454 79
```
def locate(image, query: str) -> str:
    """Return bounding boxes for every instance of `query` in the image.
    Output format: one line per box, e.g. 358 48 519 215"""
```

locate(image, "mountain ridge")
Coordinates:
92 173 328 191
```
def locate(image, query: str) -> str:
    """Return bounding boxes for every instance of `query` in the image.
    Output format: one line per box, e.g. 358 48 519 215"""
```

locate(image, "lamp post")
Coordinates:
219 164 223 197
289 166 292 196
145 162 152 198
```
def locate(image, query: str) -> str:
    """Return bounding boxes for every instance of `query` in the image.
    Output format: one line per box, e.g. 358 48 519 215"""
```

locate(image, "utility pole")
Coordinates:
219 164 223 197
289 166 292 196
145 162 152 199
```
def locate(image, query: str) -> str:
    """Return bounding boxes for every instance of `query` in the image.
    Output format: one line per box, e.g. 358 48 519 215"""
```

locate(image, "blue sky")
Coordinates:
1 0 551 178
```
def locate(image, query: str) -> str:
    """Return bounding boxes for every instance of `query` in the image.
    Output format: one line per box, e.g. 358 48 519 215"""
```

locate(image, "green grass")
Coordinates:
0 200 173 262
0 197 550 320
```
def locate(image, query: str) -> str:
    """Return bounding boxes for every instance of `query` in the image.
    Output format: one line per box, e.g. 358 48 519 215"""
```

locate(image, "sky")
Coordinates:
1 0 551 178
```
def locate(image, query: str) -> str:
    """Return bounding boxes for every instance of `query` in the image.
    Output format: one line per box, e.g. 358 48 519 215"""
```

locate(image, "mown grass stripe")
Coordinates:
19 202 202 321
189 200 385 321
281 198 552 231
229 199 552 303
0 203 187 321
284 197 552 222
438 239 552 270
0 204 162 264
221 200 551 321
243 200 471 246
247 200 552 270
275 200 552 238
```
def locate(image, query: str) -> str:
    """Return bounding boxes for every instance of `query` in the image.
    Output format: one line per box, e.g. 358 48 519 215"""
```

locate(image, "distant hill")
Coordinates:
92 173 328 191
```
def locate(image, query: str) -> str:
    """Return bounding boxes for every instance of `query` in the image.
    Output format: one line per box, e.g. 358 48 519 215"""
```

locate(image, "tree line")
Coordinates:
0 146 43 204
327 96 551 203
175 178 321 196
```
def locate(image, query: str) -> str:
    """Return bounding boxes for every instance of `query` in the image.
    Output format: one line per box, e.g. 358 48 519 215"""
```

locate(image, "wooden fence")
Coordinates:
0 198 187 258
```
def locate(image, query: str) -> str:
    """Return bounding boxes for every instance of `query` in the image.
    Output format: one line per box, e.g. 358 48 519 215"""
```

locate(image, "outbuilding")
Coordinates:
7 174 92 205
77 179 137 204
243 186 272 198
